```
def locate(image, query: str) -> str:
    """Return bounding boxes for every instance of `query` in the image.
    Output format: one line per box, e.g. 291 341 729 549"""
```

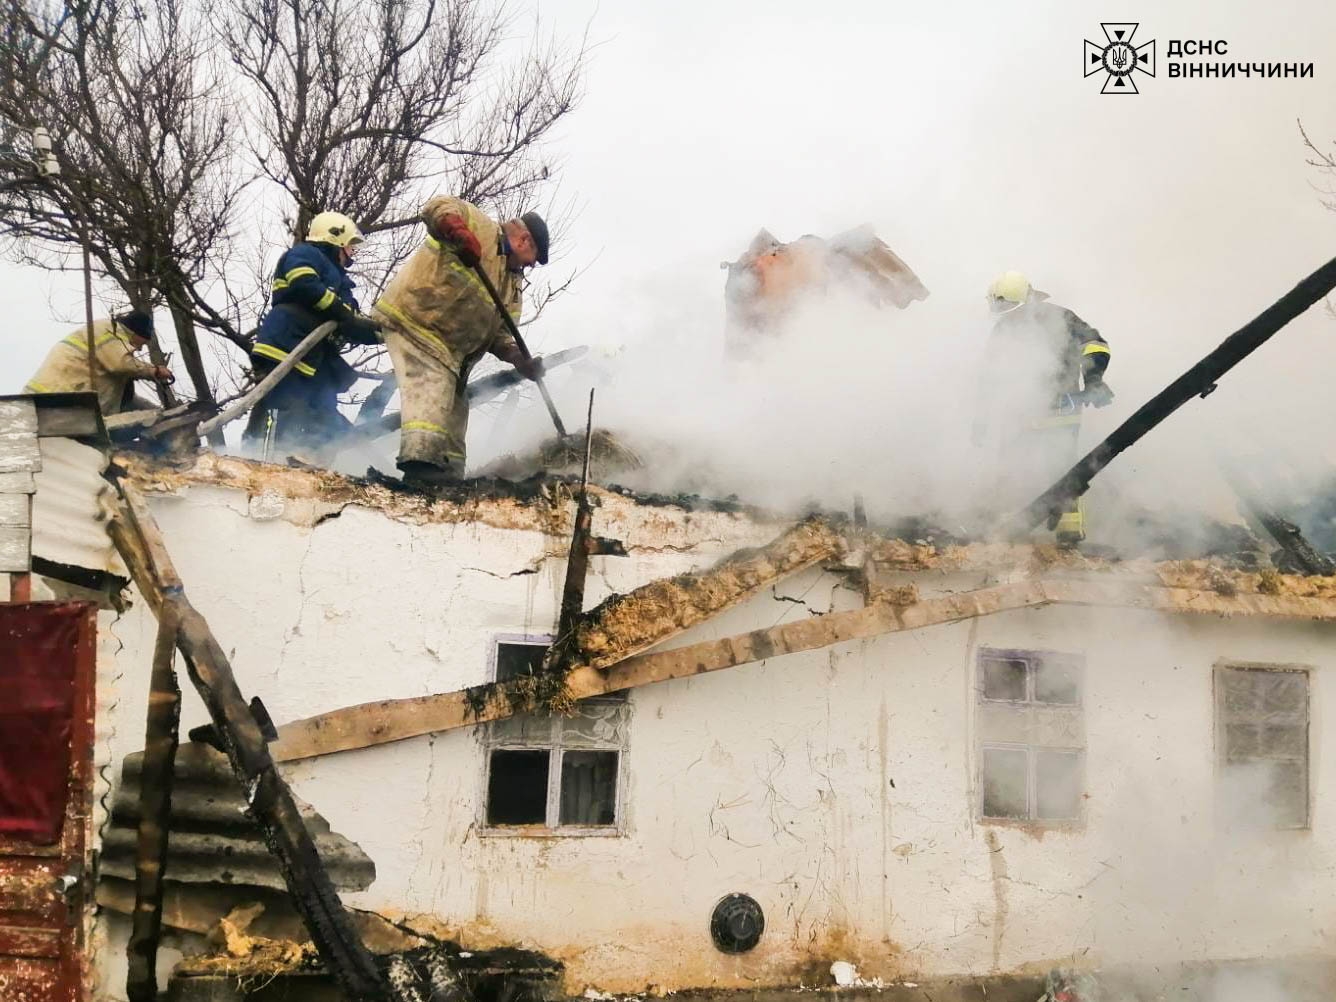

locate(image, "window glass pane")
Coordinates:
496 643 549 682
1224 723 1261 760
1259 672 1306 716
561 699 629 747
1035 750 1082 820
1267 760 1308 828
1219 669 1261 714
981 658 1028 702
981 747 1028 819
486 750 550 825
1034 659 1081 705
1261 723 1306 759
559 751 619 826
489 712 556 745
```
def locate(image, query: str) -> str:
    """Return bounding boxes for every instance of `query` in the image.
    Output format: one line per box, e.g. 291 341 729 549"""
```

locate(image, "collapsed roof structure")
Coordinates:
5 257 1336 1001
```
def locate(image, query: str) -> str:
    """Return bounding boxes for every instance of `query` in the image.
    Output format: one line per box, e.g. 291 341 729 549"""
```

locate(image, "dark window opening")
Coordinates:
981 657 1027 702
496 642 549 682
486 750 550 825
559 751 619 827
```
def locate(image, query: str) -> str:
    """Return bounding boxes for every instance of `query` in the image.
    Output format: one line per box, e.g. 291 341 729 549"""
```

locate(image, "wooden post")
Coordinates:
126 609 180 1002
107 484 392 1001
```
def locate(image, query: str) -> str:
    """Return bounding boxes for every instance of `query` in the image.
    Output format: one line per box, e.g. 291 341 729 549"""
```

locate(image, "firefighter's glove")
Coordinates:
514 354 545 381
436 212 483 268
1080 379 1114 408
340 314 383 346
152 365 175 385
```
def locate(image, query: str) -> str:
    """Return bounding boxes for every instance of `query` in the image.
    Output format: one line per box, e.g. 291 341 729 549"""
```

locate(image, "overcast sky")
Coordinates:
5 0 1336 515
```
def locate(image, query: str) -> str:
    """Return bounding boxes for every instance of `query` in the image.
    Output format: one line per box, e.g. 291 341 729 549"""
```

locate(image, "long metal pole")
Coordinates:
470 263 569 438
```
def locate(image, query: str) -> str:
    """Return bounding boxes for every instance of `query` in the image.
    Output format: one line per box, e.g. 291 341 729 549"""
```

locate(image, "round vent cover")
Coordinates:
710 893 764 953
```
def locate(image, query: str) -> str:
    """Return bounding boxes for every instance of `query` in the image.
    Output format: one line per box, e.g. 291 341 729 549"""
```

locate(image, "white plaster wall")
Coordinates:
90 485 1336 994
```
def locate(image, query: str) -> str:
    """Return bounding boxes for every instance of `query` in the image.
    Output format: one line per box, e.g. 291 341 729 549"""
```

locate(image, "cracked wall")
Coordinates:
88 477 1336 997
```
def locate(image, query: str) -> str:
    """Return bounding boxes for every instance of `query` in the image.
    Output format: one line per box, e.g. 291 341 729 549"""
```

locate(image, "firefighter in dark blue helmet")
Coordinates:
244 211 383 460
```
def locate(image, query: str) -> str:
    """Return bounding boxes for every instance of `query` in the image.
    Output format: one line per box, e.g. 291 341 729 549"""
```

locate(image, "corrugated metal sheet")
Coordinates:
97 743 374 924
0 393 114 579
30 437 120 576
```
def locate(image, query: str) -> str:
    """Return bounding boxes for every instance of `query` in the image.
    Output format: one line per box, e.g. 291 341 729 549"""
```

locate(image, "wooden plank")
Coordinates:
107 487 393 1002
126 610 180 1002
8 573 32 602
272 575 1336 764
574 520 844 672
272 582 1052 762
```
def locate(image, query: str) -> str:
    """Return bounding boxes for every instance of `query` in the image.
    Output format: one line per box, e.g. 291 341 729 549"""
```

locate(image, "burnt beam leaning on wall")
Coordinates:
106 482 394 1002
271 575 1336 763
1015 255 1336 533
125 608 180 1002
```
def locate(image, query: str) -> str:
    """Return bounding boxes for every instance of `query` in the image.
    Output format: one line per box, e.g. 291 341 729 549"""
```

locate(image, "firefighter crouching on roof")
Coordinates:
25 310 174 415
978 271 1113 546
372 197 548 486
244 211 382 461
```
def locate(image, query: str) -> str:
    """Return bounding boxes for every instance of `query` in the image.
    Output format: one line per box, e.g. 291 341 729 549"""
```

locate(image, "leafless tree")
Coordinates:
1 0 588 409
222 0 586 315
1301 120 1336 213
0 0 245 406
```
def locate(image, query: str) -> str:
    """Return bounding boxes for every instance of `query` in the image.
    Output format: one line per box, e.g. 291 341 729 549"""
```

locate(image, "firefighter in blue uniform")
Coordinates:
979 271 1113 545
245 211 382 459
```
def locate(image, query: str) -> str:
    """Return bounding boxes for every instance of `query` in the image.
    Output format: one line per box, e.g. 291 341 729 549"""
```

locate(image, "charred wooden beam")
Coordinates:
1221 461 1336 576
272 575 1336 762
125 609 181 1002
549 392 598 672
107 483 393 1001
1016 255 1336 532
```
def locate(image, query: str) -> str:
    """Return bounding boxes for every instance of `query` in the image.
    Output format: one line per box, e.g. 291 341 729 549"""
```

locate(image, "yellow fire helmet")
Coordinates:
307 211 364 249
988 270 1032 303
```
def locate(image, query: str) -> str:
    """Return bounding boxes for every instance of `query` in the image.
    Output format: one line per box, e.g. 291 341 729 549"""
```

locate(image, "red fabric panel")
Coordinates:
0 604 82 844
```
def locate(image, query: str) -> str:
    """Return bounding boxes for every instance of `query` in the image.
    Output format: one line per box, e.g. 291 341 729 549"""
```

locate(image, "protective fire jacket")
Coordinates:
24 319 158 415
252 241 365 409
371 196 521 375
989 299 1110 402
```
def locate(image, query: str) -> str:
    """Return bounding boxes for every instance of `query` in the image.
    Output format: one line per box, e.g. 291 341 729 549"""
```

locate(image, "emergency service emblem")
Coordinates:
1084 23 1155 94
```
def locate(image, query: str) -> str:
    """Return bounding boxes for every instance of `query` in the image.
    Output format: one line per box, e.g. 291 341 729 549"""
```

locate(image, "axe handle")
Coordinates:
471 263 568 438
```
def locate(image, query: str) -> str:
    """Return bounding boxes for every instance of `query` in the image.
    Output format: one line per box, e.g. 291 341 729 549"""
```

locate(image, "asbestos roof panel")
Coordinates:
0 398 41 474
30 436 120 576
97 743 374 897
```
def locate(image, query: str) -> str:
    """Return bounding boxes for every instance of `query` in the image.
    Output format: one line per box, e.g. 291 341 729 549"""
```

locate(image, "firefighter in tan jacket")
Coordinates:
373 197 548 484
24 311 174 415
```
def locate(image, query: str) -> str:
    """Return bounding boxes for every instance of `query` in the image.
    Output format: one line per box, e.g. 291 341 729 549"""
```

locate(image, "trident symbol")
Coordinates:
1110 46 1129 71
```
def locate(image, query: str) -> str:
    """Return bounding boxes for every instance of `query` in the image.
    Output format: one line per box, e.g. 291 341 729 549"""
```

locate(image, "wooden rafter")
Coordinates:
272 576 1336 764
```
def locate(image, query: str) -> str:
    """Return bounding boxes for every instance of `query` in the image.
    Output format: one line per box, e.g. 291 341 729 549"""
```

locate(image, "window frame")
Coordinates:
977 647 1084 707
975 647 1087 826
1213 660 1311 831
479 635 630 838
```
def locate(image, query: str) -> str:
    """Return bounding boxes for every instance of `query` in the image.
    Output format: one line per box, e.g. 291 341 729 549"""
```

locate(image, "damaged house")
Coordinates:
5 390 1336 1002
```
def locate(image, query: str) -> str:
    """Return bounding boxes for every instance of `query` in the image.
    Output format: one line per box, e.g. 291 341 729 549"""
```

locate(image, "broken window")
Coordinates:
1215 665 1309 829
483 637 628 834
976 649 1085 823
